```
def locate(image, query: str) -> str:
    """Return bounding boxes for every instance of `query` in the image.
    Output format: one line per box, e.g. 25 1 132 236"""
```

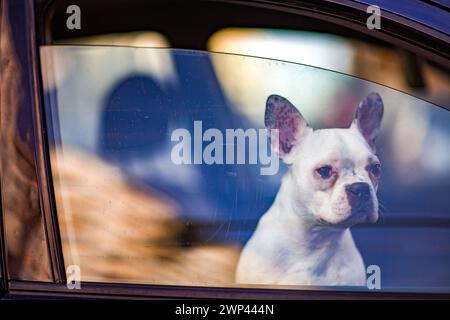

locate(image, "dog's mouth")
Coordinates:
316 203 378 227
351 203 374 217
315 216 356 228
351 199 379 222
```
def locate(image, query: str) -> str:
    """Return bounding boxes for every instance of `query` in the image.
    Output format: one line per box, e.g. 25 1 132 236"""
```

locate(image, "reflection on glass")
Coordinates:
1 10 52 281
40 46 450 291
208 28 450 110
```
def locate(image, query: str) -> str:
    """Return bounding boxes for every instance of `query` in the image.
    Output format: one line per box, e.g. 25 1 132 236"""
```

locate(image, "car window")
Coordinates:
208 28 450 110
40 45 450 292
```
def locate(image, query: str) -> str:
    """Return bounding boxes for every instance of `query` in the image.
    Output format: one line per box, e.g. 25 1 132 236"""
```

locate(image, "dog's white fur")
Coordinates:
236 93 383 286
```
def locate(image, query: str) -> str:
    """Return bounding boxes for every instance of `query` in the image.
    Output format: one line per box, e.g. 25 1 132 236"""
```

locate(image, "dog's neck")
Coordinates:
266 173 352 258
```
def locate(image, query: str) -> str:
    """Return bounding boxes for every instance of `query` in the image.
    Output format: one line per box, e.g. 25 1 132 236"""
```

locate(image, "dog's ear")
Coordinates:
265 94 311 163
352 92 384 151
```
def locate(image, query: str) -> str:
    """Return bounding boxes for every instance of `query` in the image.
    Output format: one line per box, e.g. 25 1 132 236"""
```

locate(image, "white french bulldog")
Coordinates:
236 92 384 286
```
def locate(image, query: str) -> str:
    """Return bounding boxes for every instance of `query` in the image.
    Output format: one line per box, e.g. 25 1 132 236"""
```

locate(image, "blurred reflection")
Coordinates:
55 31 170 48
52 147 240 284
208 28 450 110
99 75 170 161
1 2 51 281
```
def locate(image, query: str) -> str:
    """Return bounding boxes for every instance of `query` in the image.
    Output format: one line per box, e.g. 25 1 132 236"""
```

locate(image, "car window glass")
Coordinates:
208 28 450 110
40 46 450 292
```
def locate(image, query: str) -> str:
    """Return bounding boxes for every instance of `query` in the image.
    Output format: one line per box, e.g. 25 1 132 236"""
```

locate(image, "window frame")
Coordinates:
1 0 450 299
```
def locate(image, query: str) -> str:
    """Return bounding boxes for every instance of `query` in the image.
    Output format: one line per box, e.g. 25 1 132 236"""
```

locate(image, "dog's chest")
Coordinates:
278 246 365 285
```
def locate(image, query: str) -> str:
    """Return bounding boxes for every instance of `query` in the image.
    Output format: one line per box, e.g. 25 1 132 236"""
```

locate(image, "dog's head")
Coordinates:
265 92 383 227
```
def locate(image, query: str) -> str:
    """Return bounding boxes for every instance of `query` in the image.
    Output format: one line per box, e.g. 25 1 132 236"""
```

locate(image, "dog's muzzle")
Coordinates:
345 182 374 219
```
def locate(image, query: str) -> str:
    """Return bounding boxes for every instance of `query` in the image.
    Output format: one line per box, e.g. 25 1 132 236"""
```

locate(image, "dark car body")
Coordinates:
1 0 450 299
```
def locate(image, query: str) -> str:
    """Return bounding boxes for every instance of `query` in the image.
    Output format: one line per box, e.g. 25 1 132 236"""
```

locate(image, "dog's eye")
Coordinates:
316 165 333 179
369 163 381 177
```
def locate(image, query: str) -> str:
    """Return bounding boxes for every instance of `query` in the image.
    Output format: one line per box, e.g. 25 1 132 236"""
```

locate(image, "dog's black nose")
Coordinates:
346 182 371 199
